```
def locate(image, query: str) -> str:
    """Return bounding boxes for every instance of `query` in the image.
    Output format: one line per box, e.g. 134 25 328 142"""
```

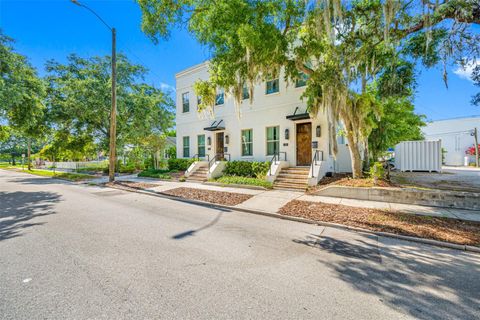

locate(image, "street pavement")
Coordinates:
1 169 479 320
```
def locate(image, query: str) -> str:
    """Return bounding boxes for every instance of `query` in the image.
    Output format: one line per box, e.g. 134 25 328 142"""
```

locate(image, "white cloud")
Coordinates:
453 60 480 81
159 82 176 92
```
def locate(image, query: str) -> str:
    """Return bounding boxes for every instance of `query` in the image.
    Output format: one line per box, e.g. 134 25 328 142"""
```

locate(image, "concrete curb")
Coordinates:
100 183 480 255
203 181 270 191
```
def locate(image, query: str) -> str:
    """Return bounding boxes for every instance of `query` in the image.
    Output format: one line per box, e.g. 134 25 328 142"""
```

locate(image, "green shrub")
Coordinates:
168 158 194 171
138 169 172 179
214 176 273 189
369 162 385 185
223 161 270 178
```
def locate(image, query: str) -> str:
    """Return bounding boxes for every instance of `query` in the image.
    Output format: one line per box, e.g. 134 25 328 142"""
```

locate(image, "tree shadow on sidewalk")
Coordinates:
293 232 480 320
0 191 62 241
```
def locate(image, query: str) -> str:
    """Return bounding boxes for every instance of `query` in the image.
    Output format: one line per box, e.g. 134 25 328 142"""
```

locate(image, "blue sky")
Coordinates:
1 0 479 121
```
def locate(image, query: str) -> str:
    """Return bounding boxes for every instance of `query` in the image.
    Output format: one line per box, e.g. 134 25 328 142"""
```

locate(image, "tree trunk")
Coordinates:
153 151 160 170
27 139 31 171
345 132 363 178
363 142 370 171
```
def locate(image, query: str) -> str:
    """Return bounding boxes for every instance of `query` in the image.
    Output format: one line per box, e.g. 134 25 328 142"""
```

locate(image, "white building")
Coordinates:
175 62 351 189
423 116 480 166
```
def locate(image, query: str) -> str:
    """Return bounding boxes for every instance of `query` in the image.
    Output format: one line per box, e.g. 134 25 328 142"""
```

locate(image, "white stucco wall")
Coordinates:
175 62 342 172
422 116 480 166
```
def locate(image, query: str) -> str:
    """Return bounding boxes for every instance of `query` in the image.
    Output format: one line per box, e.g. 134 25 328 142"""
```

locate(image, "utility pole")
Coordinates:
108 28 117 182
71 0 117 182
474 127 479 168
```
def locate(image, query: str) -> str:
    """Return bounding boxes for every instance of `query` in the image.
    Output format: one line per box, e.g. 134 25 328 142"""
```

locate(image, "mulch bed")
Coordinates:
105 181 158 191
309 175 398 193
162 187 253 206
279 200 480 246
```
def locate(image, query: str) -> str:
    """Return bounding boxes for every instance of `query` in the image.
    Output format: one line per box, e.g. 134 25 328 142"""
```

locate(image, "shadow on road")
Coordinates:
171 211 224 240
7 176 75 186
0 191 62 241
294 233 480 320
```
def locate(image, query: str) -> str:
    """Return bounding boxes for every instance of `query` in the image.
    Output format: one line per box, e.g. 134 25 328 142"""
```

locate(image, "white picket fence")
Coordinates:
40 161 107 171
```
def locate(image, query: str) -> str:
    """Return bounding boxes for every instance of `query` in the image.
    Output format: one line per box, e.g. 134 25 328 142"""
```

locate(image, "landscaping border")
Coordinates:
313 185 480 211
99 181 480 254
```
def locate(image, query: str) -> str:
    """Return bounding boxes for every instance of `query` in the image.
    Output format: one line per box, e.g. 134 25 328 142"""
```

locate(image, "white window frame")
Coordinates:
215 89 225 106
197 134 206 157
182 92 190 113
266 126 280 156
183 136 190 158
265 72 280 95
241 129 253 157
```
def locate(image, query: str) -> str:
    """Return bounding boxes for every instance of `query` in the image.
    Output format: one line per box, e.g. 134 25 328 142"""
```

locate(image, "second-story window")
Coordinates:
295 72 309 88
215 89 224 106
182 92 190 113
242 84 250 100
266 76 279 95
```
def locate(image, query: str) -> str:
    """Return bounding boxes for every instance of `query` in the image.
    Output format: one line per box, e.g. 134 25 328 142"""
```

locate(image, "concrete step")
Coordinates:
187 176 207 182
273 183 307 191
275 178 308 185
189 173 207 178
282 168 310 174
277 173 309 180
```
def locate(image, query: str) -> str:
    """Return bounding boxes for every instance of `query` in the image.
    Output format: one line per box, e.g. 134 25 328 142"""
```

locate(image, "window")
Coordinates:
295 72 309 87
183 136 190 158
241 129 253 156
266 126 280 156
242 84 250 100
215 89 224 105
197 95 202 106
266 74 279 94
197 135 205 157
182 92 190 113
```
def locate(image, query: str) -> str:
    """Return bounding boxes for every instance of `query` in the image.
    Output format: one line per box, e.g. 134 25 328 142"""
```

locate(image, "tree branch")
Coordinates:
400 1 480 36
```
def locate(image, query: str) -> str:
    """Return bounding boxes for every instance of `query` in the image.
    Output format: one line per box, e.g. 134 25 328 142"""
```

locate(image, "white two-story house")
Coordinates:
175 62 351 189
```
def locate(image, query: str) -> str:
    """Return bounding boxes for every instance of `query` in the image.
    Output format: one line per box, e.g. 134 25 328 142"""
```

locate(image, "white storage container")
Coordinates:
395 140 442 172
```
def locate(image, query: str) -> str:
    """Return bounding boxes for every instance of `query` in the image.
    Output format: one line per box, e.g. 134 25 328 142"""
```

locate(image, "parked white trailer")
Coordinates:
395 140 442 172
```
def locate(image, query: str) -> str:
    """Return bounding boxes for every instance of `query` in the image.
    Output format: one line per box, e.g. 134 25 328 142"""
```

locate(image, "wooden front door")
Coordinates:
296 123 312 166
216 132 224 159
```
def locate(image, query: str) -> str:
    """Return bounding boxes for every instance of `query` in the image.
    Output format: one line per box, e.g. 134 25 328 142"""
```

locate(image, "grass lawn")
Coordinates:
6 168 96 181
212 176 273 189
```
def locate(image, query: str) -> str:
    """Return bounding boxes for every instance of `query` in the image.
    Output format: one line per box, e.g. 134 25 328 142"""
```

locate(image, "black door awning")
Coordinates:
286 107 310 121
204 119 225 131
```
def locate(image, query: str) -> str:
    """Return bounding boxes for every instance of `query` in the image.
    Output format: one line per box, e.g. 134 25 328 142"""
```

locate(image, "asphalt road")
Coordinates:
1 169 479 320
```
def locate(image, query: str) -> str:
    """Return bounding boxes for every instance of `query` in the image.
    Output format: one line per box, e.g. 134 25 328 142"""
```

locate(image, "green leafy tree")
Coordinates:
0 31 47 169
45 54 175 162
138 0 480 177
368 98 425 162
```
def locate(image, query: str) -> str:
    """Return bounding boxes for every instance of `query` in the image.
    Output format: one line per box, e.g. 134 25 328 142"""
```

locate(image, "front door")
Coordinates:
296 123 312 166
216 132 224 159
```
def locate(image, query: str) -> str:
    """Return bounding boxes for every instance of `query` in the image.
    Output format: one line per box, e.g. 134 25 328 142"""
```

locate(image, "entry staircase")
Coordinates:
273 167 310 191
187 165 209 182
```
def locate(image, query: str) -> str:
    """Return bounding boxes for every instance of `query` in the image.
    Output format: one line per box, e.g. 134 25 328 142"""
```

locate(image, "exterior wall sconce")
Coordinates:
316 125 321 137
225 135 229 145
207 136 211 146
285 128 290 140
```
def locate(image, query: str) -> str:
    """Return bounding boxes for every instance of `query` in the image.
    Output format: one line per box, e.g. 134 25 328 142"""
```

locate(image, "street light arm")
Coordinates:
71 0 112 31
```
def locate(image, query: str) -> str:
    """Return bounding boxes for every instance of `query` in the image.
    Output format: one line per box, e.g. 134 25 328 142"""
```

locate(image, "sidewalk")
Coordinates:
91 174 480 222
